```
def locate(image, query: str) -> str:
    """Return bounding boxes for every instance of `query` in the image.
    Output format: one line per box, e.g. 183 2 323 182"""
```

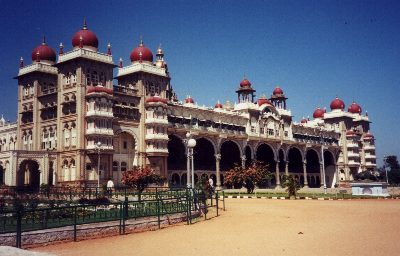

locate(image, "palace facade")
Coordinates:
0 21 377 191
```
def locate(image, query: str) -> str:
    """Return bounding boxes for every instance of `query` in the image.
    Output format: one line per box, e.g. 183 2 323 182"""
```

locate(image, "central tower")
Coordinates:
115 40 170 177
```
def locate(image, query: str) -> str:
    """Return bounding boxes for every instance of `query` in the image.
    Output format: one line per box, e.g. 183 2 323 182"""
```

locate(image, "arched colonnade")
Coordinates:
167 134 337 189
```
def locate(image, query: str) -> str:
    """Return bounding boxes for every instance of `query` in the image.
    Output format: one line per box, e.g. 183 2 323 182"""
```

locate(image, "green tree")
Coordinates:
384 155 400 185
281 175 301 198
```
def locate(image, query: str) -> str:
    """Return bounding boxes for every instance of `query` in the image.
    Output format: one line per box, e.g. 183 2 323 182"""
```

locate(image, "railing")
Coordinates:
0 187 225 248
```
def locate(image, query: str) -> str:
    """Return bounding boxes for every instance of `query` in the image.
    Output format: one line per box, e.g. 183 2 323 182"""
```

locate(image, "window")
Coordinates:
65 75 70 85
112 161 118 172
123 141 128 149
121 162 127 172
92 71 98 85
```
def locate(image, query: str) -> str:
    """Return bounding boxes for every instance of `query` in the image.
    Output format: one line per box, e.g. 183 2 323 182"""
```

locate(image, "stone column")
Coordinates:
303 161 308 188
275 161 281 188
215 153 221 190
319 163 324 187
285 161 289 175
241 155 246 168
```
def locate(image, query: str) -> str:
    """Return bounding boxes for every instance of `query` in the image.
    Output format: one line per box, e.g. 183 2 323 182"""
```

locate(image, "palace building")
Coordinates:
0 21 377 191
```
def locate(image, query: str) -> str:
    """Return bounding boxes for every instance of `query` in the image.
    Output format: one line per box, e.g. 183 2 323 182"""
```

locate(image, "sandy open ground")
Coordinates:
32 199 400 256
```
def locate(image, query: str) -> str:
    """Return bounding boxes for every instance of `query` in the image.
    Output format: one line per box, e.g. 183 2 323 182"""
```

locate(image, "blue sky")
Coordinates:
0 0 399 165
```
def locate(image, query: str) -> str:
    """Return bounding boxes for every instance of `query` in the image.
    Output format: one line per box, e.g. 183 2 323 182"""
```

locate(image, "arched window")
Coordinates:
71 72 77 84
92 71 98 86
71 123 77 146
65 75 70 85
70 159 76 181
121 162 127 172
86 69 91 85
112 161 119 172
63 159 70 181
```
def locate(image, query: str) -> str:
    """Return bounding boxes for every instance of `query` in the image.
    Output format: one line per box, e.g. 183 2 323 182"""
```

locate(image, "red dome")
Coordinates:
215 102 223 108
313 107 325 119
257 97 272 106
145 96 167 104
240 78 251 87
348 102 362 114
31 40 56 63
300 117 308 124
130 40 153 63
87 86 113 95
185 97 194 104
330 97 345 110
273 87 283 95
72 22 99 49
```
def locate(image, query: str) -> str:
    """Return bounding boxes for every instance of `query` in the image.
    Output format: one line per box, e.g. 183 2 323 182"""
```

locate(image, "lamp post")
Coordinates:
384 156 389 184
186 132 196 189
96 141 102 189
320 134 327 194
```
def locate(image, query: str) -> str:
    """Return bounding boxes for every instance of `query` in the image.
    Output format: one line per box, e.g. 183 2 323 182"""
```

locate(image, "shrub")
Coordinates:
122 166 165 193
281 175 301 198
224 161 272 193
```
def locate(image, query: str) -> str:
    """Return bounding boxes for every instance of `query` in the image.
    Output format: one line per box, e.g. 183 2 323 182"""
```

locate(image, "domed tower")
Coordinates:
270 86 287 109
15 36 58 152
56 20 115 186
330 96 345 111
155 45 165 68
313 107 325 119
130 38 154 63
116 37 170 177
348 102 362 115
71 19 99 52
144 95 169 174
236 78 256 103
362 132 376 171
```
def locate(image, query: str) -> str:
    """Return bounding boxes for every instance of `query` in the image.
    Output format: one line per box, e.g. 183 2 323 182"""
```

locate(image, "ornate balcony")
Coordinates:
86 128 114 136
86 110 114 118
145 134 169 141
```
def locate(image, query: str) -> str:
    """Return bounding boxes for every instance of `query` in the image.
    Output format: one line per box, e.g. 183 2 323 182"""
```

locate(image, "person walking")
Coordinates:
107 178 114 197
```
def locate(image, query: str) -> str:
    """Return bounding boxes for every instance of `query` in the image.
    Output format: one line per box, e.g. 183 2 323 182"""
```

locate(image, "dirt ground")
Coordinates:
32 199 400 256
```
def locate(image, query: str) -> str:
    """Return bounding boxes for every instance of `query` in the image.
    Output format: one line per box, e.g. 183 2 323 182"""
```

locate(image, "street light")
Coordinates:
186 132 196 189
320 132 327 194
384 156 389 184
96 141 102 189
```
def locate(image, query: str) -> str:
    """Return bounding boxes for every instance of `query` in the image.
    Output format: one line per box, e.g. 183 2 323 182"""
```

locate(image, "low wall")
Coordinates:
0 213 192 248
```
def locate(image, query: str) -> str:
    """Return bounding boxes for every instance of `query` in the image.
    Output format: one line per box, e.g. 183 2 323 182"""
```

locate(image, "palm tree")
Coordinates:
281 175 300 199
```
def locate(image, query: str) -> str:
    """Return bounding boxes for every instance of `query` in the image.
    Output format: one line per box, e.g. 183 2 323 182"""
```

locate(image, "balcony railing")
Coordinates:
86 110 114 118
145 134 169 140
113 85 137 95
86 128 114 136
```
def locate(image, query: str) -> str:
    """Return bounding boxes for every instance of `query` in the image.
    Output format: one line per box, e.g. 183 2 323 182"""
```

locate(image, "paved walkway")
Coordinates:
33 199 400 256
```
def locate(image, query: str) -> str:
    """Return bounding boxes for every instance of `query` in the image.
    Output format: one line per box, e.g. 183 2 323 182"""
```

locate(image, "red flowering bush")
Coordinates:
224 161 272 193
122 166 165 193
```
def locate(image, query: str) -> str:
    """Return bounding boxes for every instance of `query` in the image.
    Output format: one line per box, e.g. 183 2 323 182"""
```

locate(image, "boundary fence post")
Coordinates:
156 189 161 229
216 192 219 216
16 210 22 248
73 206 77 242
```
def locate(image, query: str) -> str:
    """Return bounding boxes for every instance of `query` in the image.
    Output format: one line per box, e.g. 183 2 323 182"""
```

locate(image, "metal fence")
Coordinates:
0 188 225 248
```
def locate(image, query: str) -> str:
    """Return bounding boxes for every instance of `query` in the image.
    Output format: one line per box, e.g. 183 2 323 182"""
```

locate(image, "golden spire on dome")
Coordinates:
42 35 46 45
83 17 88 30
139 35 144 46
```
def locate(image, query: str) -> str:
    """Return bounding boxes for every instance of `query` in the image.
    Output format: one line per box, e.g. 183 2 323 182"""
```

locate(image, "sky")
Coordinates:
0 0 399 166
